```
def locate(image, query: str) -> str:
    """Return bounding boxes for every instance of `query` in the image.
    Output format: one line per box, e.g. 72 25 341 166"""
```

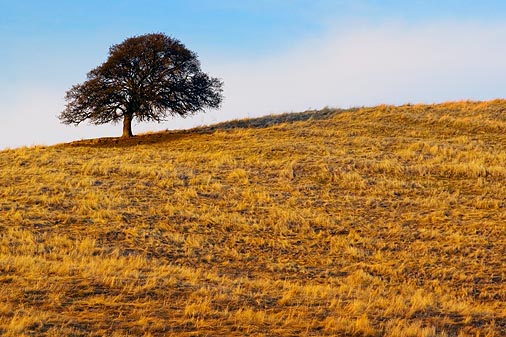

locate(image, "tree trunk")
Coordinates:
122 113 134 138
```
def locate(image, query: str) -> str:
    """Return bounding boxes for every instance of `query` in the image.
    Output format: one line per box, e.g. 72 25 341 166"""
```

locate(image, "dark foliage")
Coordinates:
59 33 223 137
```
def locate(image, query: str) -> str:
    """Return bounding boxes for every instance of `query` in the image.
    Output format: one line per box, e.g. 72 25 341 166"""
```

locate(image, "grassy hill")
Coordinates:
1 100 506 336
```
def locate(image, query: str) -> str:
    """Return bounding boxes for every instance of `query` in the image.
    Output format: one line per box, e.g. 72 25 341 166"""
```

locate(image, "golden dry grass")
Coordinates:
1 100 506 336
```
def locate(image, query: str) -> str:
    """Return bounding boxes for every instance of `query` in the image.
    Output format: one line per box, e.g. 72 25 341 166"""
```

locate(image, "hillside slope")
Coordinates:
1 101 506 336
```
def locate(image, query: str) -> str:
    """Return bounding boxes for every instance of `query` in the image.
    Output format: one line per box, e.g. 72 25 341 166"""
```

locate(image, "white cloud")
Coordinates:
2 87 104 148
2 20 506 149
213 20 506 117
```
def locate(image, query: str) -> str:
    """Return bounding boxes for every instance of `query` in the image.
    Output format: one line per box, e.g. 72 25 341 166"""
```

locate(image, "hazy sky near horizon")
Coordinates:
2 0 506 149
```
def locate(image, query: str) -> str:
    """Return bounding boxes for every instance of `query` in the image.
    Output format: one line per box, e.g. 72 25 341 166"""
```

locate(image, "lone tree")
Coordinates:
59 33 223 138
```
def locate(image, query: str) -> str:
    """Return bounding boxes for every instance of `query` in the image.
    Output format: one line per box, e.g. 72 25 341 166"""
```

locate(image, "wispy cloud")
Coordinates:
214 20 506 119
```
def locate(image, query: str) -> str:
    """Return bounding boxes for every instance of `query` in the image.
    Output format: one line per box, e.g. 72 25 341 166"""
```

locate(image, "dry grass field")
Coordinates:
1 100 506 336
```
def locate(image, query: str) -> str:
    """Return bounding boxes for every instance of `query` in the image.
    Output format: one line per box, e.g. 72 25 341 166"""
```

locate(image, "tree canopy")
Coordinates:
59 33 223 137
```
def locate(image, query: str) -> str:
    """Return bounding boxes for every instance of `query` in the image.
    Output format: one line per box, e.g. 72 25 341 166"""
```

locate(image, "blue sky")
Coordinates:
2 1 506 148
